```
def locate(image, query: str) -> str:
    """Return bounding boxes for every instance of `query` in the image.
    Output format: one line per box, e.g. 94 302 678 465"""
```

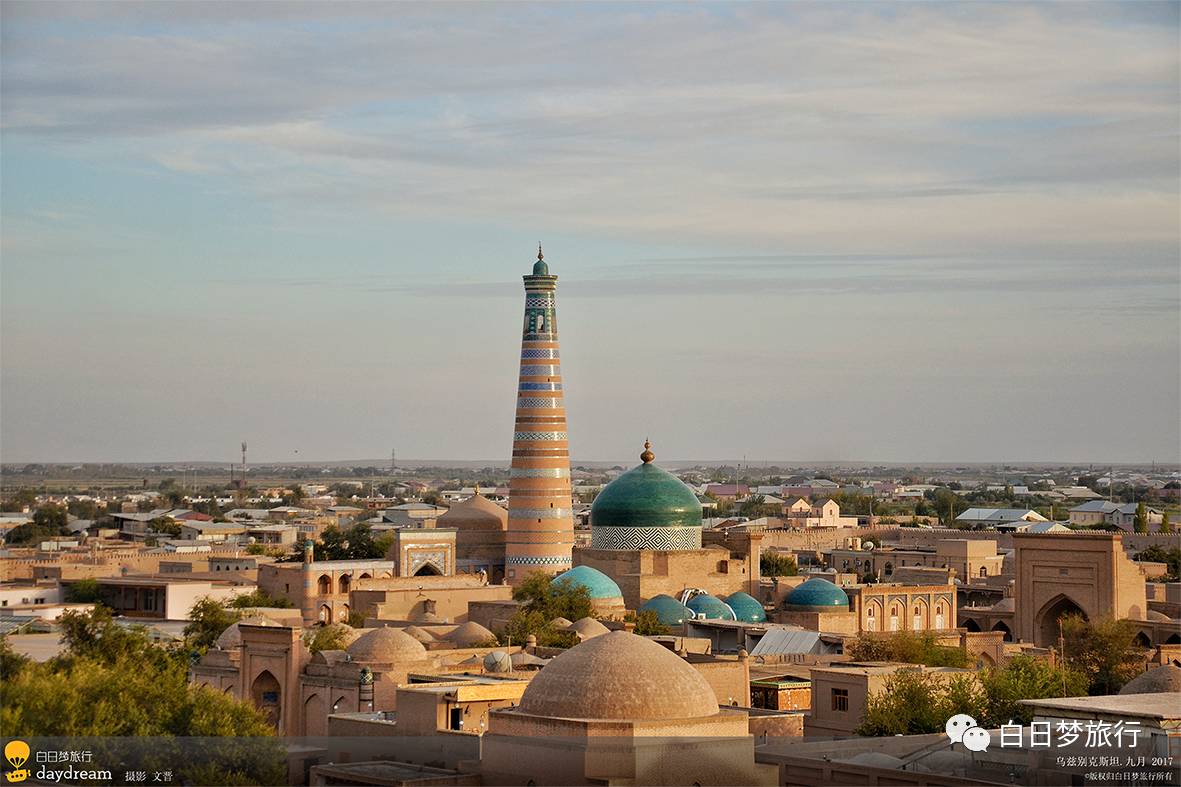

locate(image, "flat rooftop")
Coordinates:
1022 692 1181 721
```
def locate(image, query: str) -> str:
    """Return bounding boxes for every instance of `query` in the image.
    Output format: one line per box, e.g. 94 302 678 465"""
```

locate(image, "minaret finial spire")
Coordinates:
538 242 544 261
641 438 654 464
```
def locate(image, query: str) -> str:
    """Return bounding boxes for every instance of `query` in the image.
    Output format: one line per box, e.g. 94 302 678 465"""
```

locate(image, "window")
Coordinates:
831 688 849 712
979 567 988 578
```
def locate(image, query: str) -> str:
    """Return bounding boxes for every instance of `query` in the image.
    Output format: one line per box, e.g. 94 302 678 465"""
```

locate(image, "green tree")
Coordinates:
0 609 284 784
856 670 982 736
1061 614 1144 695
847 631 970 668
630 609 670 636
977 655 1088 727
310 524 388 561
5 505 71 545
64 578 103 604
228 590 293 609
760 552 798 577
305 624 352 654
150 517 183 536
184 597 242 650
498 572 594 648
1159 511 1171 534
1134 502 1148 534
737 494 767 518
1133 545 1181 581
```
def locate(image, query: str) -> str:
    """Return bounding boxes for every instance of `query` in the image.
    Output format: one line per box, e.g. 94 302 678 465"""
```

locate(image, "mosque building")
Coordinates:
505 247 575 584
571 441 761 611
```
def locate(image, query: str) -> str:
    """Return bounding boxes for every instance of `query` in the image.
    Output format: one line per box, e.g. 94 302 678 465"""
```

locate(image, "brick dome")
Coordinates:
446 621 496 647
1119 664 1181 695
516 630 719 720
215 616 280 650
437 494 508 531
347 626 427 663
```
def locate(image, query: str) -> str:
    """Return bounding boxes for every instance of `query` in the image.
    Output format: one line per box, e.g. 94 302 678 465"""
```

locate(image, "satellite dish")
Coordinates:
483 651 512 673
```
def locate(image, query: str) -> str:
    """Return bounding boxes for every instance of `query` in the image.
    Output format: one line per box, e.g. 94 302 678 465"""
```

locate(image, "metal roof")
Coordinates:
749 628 822 656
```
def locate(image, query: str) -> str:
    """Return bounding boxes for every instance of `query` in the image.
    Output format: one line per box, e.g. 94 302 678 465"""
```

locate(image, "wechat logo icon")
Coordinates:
945 714 990 752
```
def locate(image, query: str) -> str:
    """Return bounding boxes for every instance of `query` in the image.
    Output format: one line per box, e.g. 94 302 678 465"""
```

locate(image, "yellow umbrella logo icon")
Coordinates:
4 740 30 783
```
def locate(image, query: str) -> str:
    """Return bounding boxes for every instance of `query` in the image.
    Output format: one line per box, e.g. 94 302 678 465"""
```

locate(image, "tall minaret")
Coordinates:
505 244 574 583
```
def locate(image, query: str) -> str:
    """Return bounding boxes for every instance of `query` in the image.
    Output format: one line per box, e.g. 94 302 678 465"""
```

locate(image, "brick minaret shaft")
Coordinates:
505 245 574 583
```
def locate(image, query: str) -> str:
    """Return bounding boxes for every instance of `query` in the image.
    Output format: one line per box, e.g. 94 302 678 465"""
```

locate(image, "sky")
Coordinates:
1 1 1179 465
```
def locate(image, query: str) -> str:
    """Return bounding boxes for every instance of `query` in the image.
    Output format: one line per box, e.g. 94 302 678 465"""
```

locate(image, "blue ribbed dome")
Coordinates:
785 578 849 611
725 592 767 623
553 565 622 600
686 593 735 621
639 594 693 626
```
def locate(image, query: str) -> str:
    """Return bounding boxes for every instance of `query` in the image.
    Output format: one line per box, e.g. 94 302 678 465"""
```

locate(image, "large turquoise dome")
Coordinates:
686 593 735 621
553 565 622 600
639 594 693 626
784 578 849 611
590 441 703 551
725 592 767 623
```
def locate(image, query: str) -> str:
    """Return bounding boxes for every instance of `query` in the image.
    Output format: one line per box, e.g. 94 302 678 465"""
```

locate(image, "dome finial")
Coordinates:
537 242 544 261
640 439 654 464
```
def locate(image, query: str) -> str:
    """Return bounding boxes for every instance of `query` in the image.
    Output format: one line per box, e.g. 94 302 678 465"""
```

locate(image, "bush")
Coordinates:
847 631 970 668
857 670 982 736
761 552 798 577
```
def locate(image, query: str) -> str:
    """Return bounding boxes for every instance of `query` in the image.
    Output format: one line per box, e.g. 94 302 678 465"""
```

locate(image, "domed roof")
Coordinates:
686 594 735 621
991 597 1015 613
438 494 508 531
446 621 496 647
639 594 693 626
215 616 280 649
785 578 849 611
410 609 444 624
725 592 767 623
347 626 427 663
1119 664 1181 695
1145 610 1172 622
553 565 623 599
516 630 720 720
550 616 573 630
590 444 702 530
401 625 438 643
569 617 611 639
532 246 549 276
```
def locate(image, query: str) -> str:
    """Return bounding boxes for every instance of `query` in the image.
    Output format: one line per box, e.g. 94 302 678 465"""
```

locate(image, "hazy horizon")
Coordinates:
3 2 1178 465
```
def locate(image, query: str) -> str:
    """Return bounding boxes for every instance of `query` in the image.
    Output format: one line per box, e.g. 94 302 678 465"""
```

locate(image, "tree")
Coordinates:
184 597 242 651
847 631 970 668
1134 502 1148 534
857 670 981 736
310 524 388 561
305 624 352 654
0 609 285 785
977 655 1088 727
498 572 594 648
227 590 293 609
150 517 182 536
1133 545 1181 581
1159 512 1171 534
5 505 71 545
737 494 767 518
1061 614 1144 695
630 610 670 636
760 552 798 577
64 578 103 604
512 572 594 622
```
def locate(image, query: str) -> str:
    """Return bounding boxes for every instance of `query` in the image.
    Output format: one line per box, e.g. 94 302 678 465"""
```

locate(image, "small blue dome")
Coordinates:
686 593 735 621
639 594 692 626
532 259 549 275
553 565 622 600
785 578 849 611
725 592 767 623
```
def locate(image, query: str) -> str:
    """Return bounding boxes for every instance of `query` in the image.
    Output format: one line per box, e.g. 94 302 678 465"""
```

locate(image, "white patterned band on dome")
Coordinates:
525 297 555 308
519 382 562 391
591 526 702 551
510 467 570 478
520 348 559 359
515 397 562 409
513 431 568 441
508 508 575 519
506 555 572 566
519 365 560 376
